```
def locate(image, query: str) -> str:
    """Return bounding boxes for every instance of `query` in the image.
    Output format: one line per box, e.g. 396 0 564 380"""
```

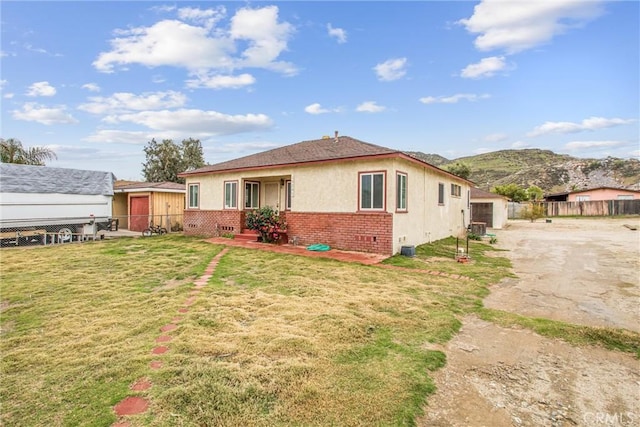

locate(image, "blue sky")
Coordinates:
1 1 638 180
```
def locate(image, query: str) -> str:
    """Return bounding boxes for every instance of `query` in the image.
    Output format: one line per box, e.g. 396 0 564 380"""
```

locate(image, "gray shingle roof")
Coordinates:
180 136 398 176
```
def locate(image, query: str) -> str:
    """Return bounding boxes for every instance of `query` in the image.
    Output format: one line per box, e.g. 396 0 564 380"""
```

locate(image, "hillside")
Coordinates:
407 149 640 194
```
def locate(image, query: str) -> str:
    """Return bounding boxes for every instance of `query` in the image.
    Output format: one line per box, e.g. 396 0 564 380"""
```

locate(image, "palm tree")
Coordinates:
0 138 57 166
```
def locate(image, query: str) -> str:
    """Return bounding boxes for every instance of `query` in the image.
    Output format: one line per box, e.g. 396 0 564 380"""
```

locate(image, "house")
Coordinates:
470 187 509 229
112 181 185 232
178 134 472 256
545 186 640 202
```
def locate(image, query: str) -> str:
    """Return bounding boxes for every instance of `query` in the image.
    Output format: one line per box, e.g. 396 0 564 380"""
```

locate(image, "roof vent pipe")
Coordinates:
334 130 339 143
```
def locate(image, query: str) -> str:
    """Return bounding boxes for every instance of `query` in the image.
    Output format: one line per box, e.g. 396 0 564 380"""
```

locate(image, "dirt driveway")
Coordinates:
419 217 640 427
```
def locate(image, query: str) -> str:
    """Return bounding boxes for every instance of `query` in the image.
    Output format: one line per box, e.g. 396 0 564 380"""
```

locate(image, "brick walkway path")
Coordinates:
111 248 229 426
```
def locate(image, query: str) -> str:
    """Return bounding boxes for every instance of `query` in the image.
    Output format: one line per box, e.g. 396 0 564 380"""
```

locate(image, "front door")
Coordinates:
130 196 149 231
265 183 279 210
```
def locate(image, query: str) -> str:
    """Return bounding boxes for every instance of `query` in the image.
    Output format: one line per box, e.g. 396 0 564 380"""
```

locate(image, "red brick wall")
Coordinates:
183 210 243 236
285 212 393 255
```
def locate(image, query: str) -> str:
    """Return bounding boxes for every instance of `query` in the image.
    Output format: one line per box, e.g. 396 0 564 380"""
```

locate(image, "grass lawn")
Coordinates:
1 235 638 426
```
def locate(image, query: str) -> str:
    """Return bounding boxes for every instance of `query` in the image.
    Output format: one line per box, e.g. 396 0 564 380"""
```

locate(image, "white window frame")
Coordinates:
360 171 385 211
224 181 238 209
285 180 292 210
245 181 260 209
188 183 199 209
396 172 407 212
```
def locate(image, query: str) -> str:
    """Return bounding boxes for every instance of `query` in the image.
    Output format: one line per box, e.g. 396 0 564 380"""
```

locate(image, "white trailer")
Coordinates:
0 163 115 244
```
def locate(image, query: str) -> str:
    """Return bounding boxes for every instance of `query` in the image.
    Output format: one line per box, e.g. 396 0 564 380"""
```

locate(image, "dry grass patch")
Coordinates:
149 248 494 426
0 236 222 426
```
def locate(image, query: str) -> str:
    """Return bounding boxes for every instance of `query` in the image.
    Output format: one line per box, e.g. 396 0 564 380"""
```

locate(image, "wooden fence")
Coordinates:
509 200 640 218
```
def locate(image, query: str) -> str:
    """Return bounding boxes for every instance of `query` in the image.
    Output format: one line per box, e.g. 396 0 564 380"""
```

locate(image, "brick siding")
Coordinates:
285 212 393 255
183 210 243 236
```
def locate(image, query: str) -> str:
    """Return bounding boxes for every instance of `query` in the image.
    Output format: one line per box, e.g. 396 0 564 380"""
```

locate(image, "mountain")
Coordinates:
406 149 640 194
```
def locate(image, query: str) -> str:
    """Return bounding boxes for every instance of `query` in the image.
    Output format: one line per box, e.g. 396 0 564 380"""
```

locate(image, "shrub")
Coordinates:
521 202 545 222
245 206 286 243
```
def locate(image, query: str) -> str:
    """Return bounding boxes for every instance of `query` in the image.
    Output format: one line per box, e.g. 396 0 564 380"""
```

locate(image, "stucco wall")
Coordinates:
184 156 471 254
568 188 639 202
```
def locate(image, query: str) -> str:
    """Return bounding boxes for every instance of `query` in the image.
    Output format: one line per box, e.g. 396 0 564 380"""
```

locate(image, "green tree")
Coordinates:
142 138 206 183
492 183 529 202
1 138 57 165
446 162 471 180
180 138 205 172
526 185 544 201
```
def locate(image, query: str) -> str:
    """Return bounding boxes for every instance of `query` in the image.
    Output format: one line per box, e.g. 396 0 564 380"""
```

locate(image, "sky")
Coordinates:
1 0 638 180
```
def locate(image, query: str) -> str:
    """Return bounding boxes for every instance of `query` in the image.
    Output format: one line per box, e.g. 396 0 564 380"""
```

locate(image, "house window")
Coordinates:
617 195 634 200
451 183 461 197
396 173 407 211
360 172 385 210
438 183 445 205
188 183 199 209
224 181 237 209
245 181 259 209
285 180 292 210
576 195 590 201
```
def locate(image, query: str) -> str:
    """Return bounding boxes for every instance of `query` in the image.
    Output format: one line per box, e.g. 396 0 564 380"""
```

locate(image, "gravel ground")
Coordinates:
419 217 640 427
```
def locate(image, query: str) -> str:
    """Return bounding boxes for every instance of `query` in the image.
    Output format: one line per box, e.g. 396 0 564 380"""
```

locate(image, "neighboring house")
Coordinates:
113 181 185 232
470 187 509 229
178 134 472 255
545 187 640 202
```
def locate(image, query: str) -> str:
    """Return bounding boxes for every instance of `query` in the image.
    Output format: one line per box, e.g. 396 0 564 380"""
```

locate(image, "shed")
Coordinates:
113 181 185 232
470 187 509 229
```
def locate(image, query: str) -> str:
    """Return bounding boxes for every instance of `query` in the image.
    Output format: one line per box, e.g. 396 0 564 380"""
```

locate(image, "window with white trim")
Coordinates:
576 195 590 201
360 172 385 210
396 173 407 211
245 181 259 209
224 181 237 209
188 183 199 209
285 180 292 210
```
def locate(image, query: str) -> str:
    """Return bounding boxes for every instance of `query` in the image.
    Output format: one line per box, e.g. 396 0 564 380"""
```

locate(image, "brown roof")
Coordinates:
470 187 507 199
180 135 398 176
114 181 185 192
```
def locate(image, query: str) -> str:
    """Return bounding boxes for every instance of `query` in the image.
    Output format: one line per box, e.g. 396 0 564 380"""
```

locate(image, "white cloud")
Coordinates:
82 83 101 92
564 140 625 150
304 103 340 115
356 101 386 113
0 79 7 88
186 73 256 89
458 0 604 54
374 58 407 81
26 81 56 97
4 93 15 99
230 6 296 74
93 5 296 76
460 56 509 79
84 130 152 145
105 109 273 136
484 133 508 142
12 102 78 125
528 117 636 137
420 93 490 104
78 91 188 115
327 23 347 43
